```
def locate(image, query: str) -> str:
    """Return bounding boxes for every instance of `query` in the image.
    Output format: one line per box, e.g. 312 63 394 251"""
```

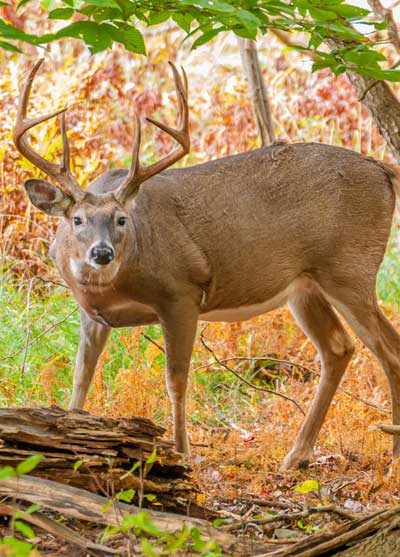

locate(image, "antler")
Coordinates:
115 62 190 203
13 59 83 201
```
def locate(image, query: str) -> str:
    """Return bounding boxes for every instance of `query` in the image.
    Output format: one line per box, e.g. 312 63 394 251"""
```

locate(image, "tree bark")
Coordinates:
238 38 275 146
327 38 400 162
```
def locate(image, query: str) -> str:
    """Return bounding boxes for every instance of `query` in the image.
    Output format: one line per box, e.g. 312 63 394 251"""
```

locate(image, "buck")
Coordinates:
14 59 400 470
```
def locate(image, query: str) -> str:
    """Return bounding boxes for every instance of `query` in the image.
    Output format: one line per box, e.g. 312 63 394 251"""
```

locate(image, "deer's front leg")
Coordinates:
159 299 198 455
69 310 110 410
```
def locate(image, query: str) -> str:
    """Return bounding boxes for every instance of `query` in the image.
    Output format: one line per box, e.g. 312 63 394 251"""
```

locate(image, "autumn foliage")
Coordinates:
2 3 400 526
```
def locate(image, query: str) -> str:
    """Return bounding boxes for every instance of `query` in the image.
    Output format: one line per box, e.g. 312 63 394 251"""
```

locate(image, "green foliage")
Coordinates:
0 457 43 556
102 511 222 556
0 0 398 81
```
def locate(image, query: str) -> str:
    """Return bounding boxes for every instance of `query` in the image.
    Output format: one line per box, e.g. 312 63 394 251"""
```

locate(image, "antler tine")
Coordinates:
60 111 71 173
13 59 83 200
115 62 190 203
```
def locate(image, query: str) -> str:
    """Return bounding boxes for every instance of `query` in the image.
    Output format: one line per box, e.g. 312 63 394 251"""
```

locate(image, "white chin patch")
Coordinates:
70 257 83 279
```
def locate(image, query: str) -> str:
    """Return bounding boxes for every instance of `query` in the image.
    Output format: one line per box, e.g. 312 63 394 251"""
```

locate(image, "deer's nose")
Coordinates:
90 244 114 266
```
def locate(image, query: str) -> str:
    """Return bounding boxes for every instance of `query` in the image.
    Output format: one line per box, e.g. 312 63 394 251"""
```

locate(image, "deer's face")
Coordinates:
25 180 132 282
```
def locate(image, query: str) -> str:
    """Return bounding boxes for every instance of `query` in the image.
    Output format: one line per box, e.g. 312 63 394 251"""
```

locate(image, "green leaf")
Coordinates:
1 537 33 557
172 13 193 33
147 11 171 26
17 0 31 10
143 493 157 502
86 0 119 7
141 538 158 557
40 0 56 9
73 460 83 472
181 0 235 13
16 503 42 517
233 26 257 40
108 24 146 54
14 520 35 540
331 4 370 18
0 466 16 480
309 7 336 22
213 517 229 527
0 19 40 45
54 21 114 54
116 488 136 502
0 41 25 54
120 460 142 480
236 9 261 29
49 7 74 19
358 67 400 82
146 448 157 465
16 454 43 476
294 479 320 494
101 499 114 513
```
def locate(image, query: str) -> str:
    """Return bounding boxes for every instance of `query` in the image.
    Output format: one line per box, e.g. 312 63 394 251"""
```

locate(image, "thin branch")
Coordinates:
368 0 400 55
0 307 78 363
199 326 305 416
223 504 357 532
0 501 118 554
20 277 34 378
195 354 390 416
37 275 68 288
142 333 165 353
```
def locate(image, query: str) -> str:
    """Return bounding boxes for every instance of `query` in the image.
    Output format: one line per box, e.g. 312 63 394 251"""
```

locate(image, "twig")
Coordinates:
0 501 118 554
142 334 165 353
0 307 78 363
199 326 305 416
195 355 390 416
223 504 357 532
37 275 68 289
194 355 316 377
20 278 34 378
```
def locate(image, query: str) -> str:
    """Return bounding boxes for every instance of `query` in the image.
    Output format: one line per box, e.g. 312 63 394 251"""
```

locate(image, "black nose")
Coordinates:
90 244 114 265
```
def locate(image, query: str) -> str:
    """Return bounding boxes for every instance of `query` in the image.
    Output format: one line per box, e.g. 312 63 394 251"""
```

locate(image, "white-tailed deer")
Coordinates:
14 59 400 469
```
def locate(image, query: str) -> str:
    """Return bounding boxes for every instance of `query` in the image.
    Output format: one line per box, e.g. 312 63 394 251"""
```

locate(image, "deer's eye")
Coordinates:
118 216 126 226
73 216 83 226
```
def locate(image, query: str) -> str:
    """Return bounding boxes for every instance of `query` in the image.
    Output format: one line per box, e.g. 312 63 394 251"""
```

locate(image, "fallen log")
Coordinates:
0 501 119 554
254 505 400 557
0 406 206 517
0 475 261 556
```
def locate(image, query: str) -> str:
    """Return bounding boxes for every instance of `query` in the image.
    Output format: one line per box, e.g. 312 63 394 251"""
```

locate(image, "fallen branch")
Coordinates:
253 505 400 556
199 327 306 416
195 354 390 416
0 475 256 556
223 504 356 532
0 501 118 554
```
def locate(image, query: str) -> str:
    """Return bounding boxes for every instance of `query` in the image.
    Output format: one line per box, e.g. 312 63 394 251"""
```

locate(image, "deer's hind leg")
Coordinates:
320 281 400 462
281 276 354 470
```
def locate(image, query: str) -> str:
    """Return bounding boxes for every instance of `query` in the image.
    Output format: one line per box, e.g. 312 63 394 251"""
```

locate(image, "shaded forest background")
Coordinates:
2 0 400 531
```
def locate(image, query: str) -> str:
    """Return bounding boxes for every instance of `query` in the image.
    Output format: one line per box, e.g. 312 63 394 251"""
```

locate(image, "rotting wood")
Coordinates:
0 474 265 556
253 505 400 557
0 501 119 554
0 406 207 517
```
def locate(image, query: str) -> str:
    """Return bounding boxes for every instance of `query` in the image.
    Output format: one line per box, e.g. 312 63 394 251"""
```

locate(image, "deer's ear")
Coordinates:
24 179 74 217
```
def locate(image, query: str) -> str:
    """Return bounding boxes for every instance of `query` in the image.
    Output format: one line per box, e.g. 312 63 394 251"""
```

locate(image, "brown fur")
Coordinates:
24 141 400 468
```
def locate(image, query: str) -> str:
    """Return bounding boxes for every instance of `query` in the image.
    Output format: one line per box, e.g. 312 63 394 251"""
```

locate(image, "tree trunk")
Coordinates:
328 38 400 162
238 38 275 146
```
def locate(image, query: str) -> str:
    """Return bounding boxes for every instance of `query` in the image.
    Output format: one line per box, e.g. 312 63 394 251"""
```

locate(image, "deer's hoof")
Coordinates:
280 449 313 471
